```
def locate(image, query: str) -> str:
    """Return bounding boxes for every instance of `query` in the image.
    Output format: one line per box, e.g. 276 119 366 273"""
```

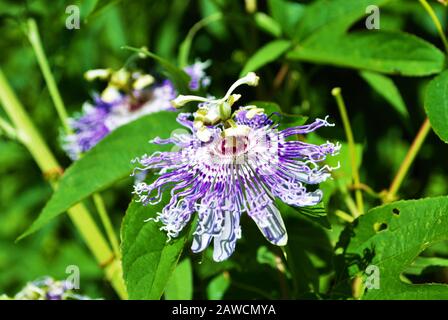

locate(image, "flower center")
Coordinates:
128 91 153 111
219 135 249 157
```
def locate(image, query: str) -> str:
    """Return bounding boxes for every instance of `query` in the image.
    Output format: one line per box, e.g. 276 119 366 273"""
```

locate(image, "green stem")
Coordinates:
350 183 382 199
27 19 72 134
335 179 360 218
332 88 364 216
384 1 441 201
387 118 431 202
273 63 289 89
281 246 298 298
0 116 17 139
28 18 123 277
245 0 257 13
0 69 127 299
177 13 223 67
335 210 354 223
93 193 121 258
0 71 60 172
419 0 448 55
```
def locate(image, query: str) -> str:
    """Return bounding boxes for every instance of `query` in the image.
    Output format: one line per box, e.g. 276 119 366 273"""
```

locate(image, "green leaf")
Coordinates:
338 196 448 299
83 0 122 22
283 214 334 297
288 247 320 295
195 248 237 280
267 0 305 38
294 0 393 41
20 112 179 240
360 70 409 120
122 46 190 93
164 258 193 300
277 197 331 230
121 199 189 300
294 204 331 230
207 273 231 300
240 40 291 77
254 12 282 38
287 31 445 77
257 246 290 277
404 257 448 276
425 69 448 143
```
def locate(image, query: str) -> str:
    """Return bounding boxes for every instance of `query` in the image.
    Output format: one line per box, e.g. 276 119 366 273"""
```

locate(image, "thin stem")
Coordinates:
335 210 354 223
349 183 382 199
93 193 121 258
28 18 122 269
245 0 257 13
68 202 126 299
352 276 364 300
178 13 223 68
281 246 298 297
384 1 441 202
0 69 127 299
336 179 360 218
332 88 364 216
27 19 72 134
387 118 431 202
275 256 289 299
419 0 448 54
0 116 17 139
273 63 289 89
0 69 61 172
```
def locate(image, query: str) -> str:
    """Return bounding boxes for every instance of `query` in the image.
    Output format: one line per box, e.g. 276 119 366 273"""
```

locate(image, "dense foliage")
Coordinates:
1 0 448 300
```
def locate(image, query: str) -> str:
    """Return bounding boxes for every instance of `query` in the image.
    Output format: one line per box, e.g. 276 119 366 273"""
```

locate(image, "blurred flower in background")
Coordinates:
0 277 95 300
62 60 211 160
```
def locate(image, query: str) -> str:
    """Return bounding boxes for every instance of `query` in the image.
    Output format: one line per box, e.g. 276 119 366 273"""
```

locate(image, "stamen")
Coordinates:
222 72 260 101
171 94 210 108
84 68 111 81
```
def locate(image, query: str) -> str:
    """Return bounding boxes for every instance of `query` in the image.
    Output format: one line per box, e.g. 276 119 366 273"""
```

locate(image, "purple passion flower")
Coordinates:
132 73 340 262
63 62 211 160
9 277 92 300
184 60 211 90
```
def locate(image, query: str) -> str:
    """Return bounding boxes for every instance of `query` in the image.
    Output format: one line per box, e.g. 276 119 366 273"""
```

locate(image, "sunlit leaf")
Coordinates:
337 196 448 299
207 273 231 300
20 112 179 240
425 69 448 143
240 40 291 76
360 70 409 120
164 258 193 300
121 199 190 300
288 32 444 76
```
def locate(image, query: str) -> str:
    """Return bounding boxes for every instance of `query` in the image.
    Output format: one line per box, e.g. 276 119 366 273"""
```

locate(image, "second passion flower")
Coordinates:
62 60 211 160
